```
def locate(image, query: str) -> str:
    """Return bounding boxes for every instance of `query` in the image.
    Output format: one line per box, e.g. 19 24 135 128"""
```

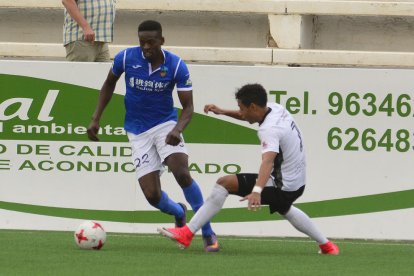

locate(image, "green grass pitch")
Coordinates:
1 230 413 275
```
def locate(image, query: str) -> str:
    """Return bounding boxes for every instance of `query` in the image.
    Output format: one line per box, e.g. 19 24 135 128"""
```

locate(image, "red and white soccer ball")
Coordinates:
74 220 106 250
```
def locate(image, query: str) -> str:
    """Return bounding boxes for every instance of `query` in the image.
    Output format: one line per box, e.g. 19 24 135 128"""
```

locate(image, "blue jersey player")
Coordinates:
87 20 219 252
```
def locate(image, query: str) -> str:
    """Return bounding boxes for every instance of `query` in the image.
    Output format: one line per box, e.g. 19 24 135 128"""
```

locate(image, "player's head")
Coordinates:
235 84 268 124
138 20 164 61
235 83 268 107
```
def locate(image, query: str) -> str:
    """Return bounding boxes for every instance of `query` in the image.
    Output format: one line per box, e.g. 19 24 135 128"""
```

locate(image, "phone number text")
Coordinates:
327 128 413 152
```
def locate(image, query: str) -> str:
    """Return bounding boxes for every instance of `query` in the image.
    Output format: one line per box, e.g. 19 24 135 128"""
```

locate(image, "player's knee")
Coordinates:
216 176 226 186
216 176 232 192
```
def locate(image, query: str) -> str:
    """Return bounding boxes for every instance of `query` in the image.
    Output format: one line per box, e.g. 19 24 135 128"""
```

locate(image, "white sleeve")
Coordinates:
258 126 280 154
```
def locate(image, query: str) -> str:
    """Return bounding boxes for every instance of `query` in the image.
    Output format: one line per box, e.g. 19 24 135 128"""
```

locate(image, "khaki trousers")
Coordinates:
65 40 110 62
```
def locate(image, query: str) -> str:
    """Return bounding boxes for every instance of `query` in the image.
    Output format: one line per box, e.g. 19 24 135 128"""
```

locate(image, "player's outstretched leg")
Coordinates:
283 206 339 255
159 183 227 252
182 180 219 252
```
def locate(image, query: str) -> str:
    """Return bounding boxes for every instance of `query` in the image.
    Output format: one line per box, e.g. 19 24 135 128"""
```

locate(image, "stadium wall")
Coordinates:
2 0 414 50
0 60 413 240
2 1 414 67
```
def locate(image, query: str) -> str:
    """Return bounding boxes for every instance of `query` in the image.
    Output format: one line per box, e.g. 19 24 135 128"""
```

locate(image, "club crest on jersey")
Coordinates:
160 66 168 77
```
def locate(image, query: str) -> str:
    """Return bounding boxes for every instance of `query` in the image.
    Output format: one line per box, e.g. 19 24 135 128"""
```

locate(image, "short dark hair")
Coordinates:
138 20 162 35
235 84 268 107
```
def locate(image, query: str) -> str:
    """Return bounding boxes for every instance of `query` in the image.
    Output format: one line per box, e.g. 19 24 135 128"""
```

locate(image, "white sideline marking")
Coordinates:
109 233 414 247
1 230 413 246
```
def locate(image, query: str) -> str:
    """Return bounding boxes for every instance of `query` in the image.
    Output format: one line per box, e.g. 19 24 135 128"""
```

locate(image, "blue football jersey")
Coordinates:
112 47 193 134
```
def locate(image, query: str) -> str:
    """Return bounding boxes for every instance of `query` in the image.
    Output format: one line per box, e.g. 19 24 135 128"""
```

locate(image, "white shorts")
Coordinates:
127 121 188 180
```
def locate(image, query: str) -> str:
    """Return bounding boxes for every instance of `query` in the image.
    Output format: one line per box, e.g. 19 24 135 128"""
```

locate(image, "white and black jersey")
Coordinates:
258 102 306 191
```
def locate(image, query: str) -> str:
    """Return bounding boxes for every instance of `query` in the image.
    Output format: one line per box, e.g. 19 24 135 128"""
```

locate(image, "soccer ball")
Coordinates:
74 220 106 250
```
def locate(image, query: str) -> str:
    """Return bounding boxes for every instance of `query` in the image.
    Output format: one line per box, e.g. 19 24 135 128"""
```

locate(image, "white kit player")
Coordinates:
158 83 339 255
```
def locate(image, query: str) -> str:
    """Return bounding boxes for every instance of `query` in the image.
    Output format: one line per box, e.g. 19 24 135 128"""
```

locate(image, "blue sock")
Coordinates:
153 191 184 220
183 180 214 237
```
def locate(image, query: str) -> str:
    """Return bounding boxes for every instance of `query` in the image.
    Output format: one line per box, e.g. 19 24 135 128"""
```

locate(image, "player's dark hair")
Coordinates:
235 83 268 107
138 20 162 36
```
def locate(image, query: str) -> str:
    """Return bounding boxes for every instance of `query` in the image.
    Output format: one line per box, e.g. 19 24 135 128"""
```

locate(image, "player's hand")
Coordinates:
165 128 182 146
204 104 223 115
83 26 95 42
87 120 100 141
240 192 261 211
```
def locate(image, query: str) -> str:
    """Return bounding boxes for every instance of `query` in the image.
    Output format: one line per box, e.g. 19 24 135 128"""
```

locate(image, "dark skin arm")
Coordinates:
166 90 194 145
87 70 120 141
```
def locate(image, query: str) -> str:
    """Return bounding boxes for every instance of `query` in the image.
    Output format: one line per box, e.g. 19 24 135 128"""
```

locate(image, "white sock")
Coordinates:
188 184 229 234
283 206 328 244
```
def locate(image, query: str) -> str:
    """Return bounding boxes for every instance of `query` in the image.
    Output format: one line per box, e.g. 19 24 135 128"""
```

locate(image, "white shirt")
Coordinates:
258 102 306 191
